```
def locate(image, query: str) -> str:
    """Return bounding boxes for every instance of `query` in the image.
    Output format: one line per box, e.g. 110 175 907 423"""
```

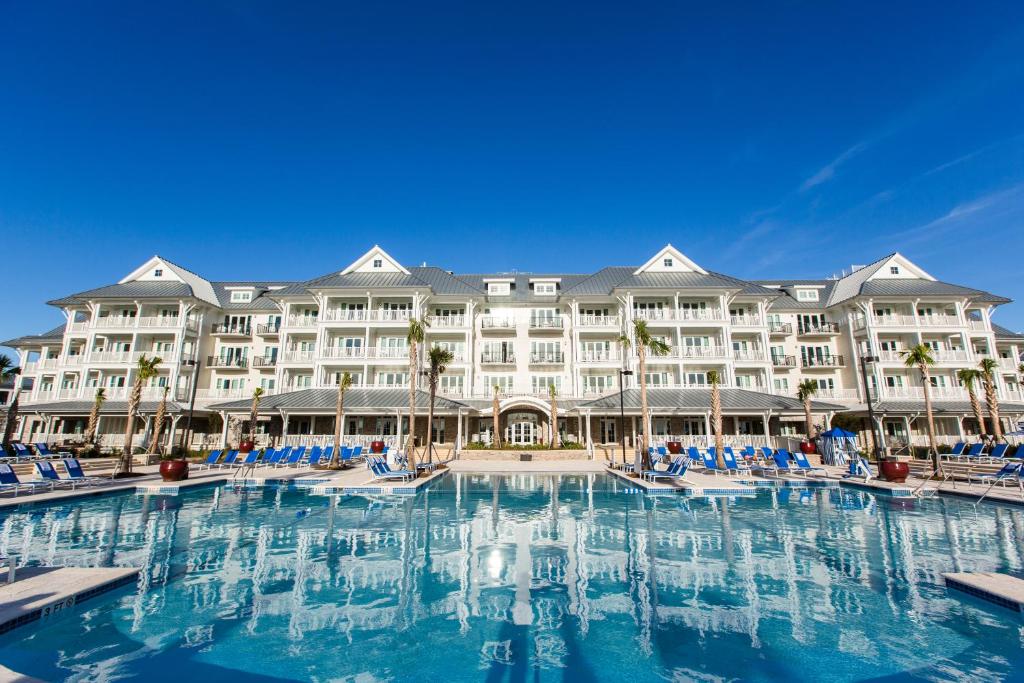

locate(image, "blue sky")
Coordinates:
2 1 1024 357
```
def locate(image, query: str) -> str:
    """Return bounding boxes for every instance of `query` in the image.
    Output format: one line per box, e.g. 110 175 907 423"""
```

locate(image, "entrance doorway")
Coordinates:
506 412 539 445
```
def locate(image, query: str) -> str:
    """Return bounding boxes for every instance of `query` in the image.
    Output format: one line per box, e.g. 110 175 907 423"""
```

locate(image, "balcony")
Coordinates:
252 356 277 369
633 308 676 322
529 317 563 331
196 387 277 401
730 314 763 327
869 314 917 328
92 316 139 329
480 352 516 365
87 351 136 364
280 350 316 363
368 309 410 323
481 317 515 332
678 346 729 360
873 386 968 401
801 355 845 368
771 355 797 368
426 315 467 328
917 314 960 327
368 346 408 360
768 322 793 335
529 352 564 365
322 309 367 323
732 349 768 362
797 322 839 336
578 315 620 328
678 308 728 323
67 321 90 334
207 356 249 369
137 316 181 329
997 357 1020 371
321 347 368 360
877 349 972 364
256 323 281 336
284 315 319 328
577 351 620 364
211 323 252 336
968 319 988 332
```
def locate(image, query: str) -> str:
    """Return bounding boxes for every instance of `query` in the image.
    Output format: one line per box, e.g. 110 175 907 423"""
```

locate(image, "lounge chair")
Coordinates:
34 461 81 489
197 450 223 469
368 456 415 482
62 459 110 486
942 442 967 460
270 446 292 466
962 443 986 460
0 463 53 496
351 445 363 461
12 443 36 460
686 446 704 468
656 446 668 458
985 443 1010 462
789 450 827 476
281 447 306 467
320 446 334 464
699 449 728 476
35 443 71 458
843 458 874 482
968 462 1022 489
259 448 284 467
305 446 324 467
641 456 692 484
740 446 758 462
236 450 262 467
717 447 753 476
214 450 239 469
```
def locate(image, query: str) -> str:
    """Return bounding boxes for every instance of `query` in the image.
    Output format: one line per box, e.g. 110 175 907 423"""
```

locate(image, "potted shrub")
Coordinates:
880 454 910 483
666 441 682 455
159 448 189 482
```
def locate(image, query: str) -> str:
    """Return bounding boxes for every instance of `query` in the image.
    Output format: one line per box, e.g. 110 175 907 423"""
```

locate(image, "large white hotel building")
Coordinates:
4 245 1023 454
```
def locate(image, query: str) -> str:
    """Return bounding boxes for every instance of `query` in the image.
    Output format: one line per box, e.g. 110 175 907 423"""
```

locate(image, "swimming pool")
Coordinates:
0 473 1022 681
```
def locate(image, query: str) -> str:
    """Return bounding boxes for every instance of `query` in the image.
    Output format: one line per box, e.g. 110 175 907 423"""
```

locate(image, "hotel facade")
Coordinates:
4 245 1023 454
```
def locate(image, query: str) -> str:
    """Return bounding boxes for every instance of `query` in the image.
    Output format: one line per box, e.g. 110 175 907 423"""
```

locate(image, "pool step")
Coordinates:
943 572 1024 613
0 566 140 635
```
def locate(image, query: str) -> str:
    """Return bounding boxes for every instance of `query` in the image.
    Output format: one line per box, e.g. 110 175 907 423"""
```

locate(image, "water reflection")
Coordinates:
0 474 1022 681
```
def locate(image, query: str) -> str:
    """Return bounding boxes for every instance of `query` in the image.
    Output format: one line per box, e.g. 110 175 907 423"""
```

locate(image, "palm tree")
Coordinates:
491 384 502 448
331 372 353 468
246 387 265 445
619 319 671 472
796 379 818 444
406 316 429 473
119 354 162 475
708 370 725 469
84 387 107 444
902 344 938 470
148 386 170 454
548 383 559 449
956 368 986 439
1 355 22 447
979 357 1003 442
425 346 455 463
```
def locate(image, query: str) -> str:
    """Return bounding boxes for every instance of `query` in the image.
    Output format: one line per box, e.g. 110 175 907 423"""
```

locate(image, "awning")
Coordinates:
207 388 469 414
574 388 845 415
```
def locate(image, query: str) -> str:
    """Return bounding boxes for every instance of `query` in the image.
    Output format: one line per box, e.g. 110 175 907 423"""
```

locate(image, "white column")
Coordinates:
456 409 463 455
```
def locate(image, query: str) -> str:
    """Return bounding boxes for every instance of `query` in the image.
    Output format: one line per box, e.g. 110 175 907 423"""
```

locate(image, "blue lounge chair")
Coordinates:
306 446 324 467
740 446 757 462
699 449 728 476
986 443 1010 462
282 446 306 467
12 443 35 460
753 450 796 477
351 445 363 460
942 442 967 459
686 446 704 467
642 456 692 484
236 450 261 467
656 446 668 458
214 450 240 469
271 447 292 466
321 446 335 464
197 450 223 469
35 443 70 458
790 450 827 476
968 462 1022 489
368 456 414 481
34 461 80 489
259 448 284 467
717 447 753 476
0 463 53 496
338 446 354 467
62 459 110 485
962 443 986 460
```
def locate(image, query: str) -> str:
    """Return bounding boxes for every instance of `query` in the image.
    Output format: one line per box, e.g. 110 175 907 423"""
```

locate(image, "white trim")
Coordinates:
341 245 410 275
633 244 707 275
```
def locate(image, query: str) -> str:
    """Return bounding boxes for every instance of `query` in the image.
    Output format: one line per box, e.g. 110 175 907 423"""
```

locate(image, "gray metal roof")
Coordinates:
993 323 1024 340
21 400 187 415
2 324 67 348
207 388 469 412
576 388 844 413
871 400 1024 414
859 279 1010 303
48 281 195 306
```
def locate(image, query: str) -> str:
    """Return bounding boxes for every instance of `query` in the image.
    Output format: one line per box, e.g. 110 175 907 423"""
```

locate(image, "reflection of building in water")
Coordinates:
0 475 1022 670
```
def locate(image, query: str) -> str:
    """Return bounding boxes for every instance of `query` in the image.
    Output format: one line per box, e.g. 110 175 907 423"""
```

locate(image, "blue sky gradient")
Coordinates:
2 1 1023 356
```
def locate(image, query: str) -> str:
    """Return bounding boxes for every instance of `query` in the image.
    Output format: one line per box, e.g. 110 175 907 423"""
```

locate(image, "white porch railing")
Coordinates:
729 314 763 327
426 315 467 328
917 314 960 327
285 315 319 328
732 349 767 362
578 315 620 328
874 386 968 401
577 351 621 363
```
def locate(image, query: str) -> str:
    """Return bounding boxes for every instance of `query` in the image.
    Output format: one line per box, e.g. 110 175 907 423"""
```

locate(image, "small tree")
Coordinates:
118 354 162 475
491 384 502 448
406 316 429 472
796 379 818 444
619 319 671 472
425 346 455 463
979 358 1003 442
1 355 23 447
148 386 170 454
956 368 986 439
549 383 560 449
902 344 938 470
330 372 353 468
246 387 265 443
84 387 106 444
708 370 725 469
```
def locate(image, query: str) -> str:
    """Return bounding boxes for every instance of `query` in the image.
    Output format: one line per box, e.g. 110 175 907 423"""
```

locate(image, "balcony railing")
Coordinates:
211 323 252 336
678 308 728 322
137 316 181 328
207 356 249 369
797 322 839 335
481 352 516 364
917 314 960 327
280 350 316 363
369 309 411 322
730 314 763 327
633 308 675 321
322 309 367 322
968 319 988 332
870 314 917 328
732 349 767 362
578 351 620 363
529 317 563 330
67 321 90 334
678 346 729 360
873 386 968 401
529 352 564 364
196 387 278 401
771 355 797 368
322 346 368 359
768 322 793 335
801 355 845 368
481 317 515 330
252 356 277 368
426 315 467 328
877 349 972 363
578 315 620 327
285 315 319 328
88 351 136 364
93 316 139 328
256 323 281 335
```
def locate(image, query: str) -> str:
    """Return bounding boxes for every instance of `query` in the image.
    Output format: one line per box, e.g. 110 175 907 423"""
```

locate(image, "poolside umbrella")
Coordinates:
819 427 858 466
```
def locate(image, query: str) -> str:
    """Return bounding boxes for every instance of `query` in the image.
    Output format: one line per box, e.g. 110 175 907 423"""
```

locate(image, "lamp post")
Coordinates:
179 359 201 453
859 354 884 462
618 369 634 466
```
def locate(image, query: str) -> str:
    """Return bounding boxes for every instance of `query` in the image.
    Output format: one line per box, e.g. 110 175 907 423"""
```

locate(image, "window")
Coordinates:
663 258 673 267
487 282 511 296
230 291 252 303
796 289 819 302
531 376 561 393
484 375 514 393
890 266 900 275
372 258 383 269
534 282 556 295
154 269 163 277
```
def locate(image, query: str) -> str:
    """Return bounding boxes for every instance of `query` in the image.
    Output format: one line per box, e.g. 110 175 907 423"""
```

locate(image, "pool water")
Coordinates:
1 474 1023 682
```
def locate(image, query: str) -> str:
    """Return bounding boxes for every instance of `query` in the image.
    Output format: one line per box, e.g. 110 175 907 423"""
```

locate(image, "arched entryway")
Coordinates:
506 410 542 445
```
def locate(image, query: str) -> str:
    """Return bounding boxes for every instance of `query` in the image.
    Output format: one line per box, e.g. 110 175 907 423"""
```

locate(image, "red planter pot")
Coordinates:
666 441 683 455
800 440 817 455
880 460 910 483
159 459 189 482
238 439 255 454
370 440 386 454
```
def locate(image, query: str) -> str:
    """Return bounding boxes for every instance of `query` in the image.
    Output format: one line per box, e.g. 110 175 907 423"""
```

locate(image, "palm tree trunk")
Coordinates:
984 376 1003 441
121 380 143 474
3 389 21 446
85 403 100 444
638 347 650 471
426 379 437 464
968 385 986 438
550 396 559 448
712 383 725 469
921 366 939 470
333 385 343 468
803 400 814 442
492 394 501 448
148 393 167 455
407 340 418 473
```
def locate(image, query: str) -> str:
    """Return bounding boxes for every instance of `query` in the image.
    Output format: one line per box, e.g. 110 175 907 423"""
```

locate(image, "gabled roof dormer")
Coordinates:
633 244 707 275
865 253 934 281
119 255 219 306
342 245 410 275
